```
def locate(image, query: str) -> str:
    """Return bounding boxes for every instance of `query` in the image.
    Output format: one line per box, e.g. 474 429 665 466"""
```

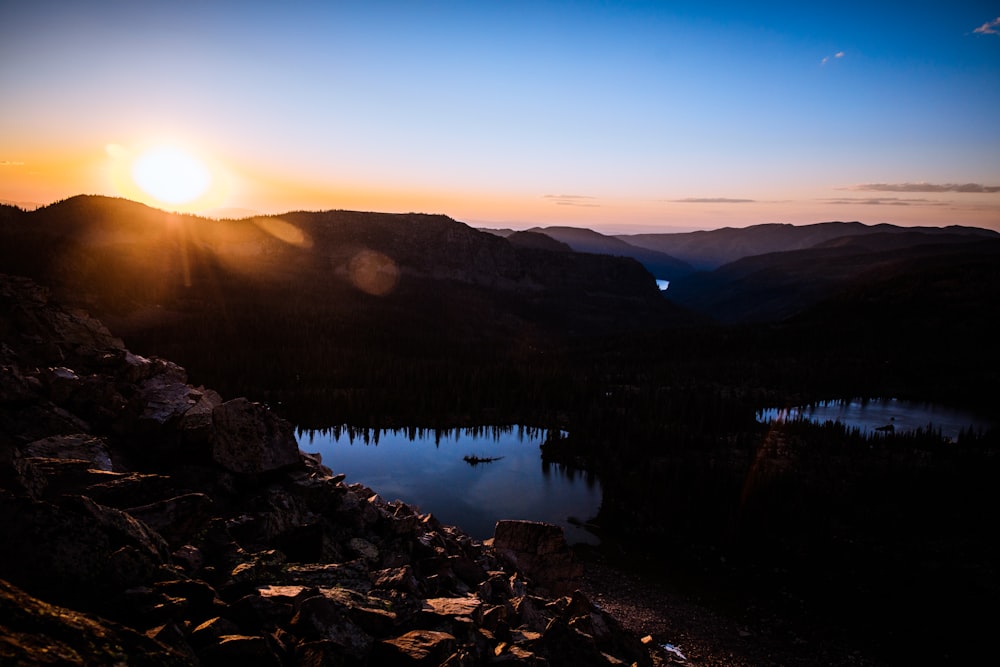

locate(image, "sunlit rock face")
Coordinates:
492 519 584 596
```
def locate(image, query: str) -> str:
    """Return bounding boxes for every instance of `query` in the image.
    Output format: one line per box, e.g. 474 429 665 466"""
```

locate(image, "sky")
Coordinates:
2 0 999 233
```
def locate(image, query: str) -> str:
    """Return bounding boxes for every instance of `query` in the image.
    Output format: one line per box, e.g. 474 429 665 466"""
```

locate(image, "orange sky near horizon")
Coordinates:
2 2 998 235
4 142 998 235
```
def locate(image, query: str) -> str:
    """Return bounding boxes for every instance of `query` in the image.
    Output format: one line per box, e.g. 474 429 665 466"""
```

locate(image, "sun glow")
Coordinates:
108 142 228 212
132 146 211 205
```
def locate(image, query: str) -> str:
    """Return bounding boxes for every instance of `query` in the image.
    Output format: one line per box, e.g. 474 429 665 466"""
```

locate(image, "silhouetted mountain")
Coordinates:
526 226 694 281
505 230 573 252
0 195 684 328
666 236 1000 324
619 221 998 271
0 199 42 210
0 195 699 421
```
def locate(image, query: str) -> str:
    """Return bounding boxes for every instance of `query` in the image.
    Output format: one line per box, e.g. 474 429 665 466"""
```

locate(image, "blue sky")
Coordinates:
2 1 998 232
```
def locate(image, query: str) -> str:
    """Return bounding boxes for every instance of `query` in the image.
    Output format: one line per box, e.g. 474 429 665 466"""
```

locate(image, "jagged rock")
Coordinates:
0 493 169 611
348 604 398 638
126 492 214 548
448 554 489 589
116 585 191 632
535 617 605 666
83 471 184 509
190 616 242 648
375 629 457 666
135 373 200 428
290 593 374 661
372 565 421 595
511 596 554 634
420 596 483 625
278 561 372 592
492 520 584 596
227 592 294 634
295 639 349 667
241 485 321 546
178 386 223 432
171 544 205 573
349 536 380 562
256 583 318 603
0 361 42 405
21 433 113 470
40 365 80 405
146 621 199 664
210 397 301 475
152 579 222 623
0 577 193 666
197 634 281 667
12 456 120 499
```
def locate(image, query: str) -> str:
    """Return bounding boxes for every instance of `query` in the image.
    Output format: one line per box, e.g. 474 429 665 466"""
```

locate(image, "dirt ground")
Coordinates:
577 550 886 667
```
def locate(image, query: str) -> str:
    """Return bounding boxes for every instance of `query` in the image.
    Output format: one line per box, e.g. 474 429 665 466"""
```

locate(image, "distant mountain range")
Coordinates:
3 196 997 332
505 220 997 274
2 194 998 421
499 221 999 323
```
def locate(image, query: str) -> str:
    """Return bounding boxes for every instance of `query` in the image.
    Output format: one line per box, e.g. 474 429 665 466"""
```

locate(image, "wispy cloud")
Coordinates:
822 197 950 207
821 51 845 65
973 17 1000 35
670 197 756 204
0 160 25 166
844 182 1000 193
543 194 600 207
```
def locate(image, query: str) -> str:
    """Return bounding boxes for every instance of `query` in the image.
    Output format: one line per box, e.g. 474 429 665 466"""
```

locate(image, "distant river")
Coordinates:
296 426 602 544
757 398 994 441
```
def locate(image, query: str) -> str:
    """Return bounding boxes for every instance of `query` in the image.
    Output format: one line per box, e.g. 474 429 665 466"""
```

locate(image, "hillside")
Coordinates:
619 220 998 271
523 226 695 281
666 236 1000 324
0 273 665 667
0 196 696 425
0 196 680 328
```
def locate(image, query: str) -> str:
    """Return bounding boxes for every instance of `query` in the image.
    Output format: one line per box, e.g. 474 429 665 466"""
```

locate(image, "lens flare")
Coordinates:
348 249 399 296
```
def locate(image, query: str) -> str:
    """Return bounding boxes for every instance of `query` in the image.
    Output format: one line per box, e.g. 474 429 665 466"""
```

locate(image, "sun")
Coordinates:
130 145 212 206
108 141 226 212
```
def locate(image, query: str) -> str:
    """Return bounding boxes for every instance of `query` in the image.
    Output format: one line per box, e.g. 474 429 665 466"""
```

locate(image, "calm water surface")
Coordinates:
757 398 994 440
297 426 602 544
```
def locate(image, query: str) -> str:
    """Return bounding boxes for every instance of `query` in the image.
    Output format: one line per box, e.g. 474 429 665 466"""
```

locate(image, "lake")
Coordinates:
757 398 994 441
296 426 602 544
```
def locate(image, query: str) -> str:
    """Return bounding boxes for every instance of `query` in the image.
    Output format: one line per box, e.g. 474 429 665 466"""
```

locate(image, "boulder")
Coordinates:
135 374 200 428
289 594 374 661
374 629 457 666
0 493 170 610
21 433 113 471
126 493 214 548
197 634 281 667
13 456 120 499
210 398 301 475
492 520 583 596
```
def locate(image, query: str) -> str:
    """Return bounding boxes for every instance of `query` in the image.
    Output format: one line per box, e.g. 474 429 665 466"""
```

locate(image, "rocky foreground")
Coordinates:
0 273 669 666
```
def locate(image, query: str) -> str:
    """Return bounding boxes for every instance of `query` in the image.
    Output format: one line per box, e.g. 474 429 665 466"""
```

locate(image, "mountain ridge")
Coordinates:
618 220 999 271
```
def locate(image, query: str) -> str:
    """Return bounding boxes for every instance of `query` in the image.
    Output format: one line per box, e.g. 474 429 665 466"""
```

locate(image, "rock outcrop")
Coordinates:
0 274 666 666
